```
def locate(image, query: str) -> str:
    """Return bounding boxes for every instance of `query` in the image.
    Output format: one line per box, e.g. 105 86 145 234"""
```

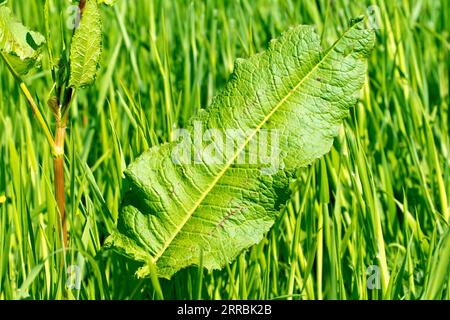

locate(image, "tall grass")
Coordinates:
0 0 448 300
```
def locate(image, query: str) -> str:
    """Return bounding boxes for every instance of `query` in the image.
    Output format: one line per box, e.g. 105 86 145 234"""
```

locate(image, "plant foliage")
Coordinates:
69 0 102 88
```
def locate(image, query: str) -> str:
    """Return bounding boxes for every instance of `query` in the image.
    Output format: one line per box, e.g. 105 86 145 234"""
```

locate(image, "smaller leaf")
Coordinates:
47 96 59 114
0 5 45 76
69 0 102 88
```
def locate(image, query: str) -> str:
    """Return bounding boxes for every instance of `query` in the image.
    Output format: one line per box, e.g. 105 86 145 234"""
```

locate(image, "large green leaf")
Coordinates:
107 19 375 279
69 0 102 88
0 5 45 77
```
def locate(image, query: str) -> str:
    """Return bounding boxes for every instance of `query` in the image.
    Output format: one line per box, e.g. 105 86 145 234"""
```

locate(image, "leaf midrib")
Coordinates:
152 23 358 262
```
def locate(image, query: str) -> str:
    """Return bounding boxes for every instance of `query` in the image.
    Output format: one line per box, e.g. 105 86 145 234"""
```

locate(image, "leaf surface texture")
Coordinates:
69 0 102 88
107 20 375 279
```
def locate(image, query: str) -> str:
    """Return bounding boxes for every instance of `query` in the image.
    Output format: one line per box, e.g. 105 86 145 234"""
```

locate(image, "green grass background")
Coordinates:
0 0 449 299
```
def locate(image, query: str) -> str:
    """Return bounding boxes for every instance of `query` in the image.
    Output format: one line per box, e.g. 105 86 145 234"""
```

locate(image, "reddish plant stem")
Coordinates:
54 119 67 248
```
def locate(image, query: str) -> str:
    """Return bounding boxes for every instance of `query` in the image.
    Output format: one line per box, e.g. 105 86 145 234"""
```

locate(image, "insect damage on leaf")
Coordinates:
68 0 102 88
0 5 45 77
106 19 375 279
